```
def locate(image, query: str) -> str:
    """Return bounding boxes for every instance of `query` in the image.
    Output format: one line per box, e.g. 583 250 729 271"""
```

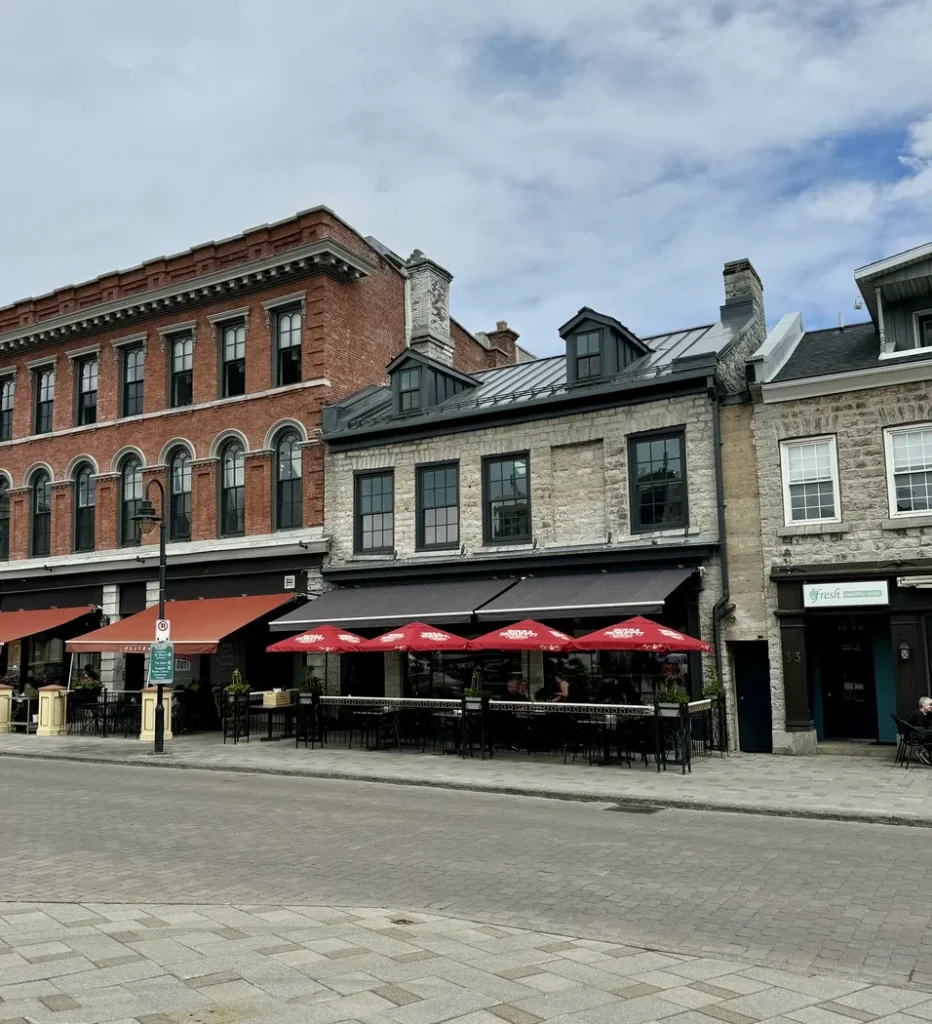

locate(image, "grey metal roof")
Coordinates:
333 320 723 432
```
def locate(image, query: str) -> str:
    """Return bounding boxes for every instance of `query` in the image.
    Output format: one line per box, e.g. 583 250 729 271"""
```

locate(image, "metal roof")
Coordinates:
333 321 723 433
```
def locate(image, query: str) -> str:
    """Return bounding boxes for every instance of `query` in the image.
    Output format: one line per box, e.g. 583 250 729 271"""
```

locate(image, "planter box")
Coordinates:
464 698 482 711
263 691 291 707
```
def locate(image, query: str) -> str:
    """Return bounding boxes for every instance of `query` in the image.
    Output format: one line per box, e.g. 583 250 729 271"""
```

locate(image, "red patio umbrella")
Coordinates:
361 621 469 652
468 619 575 701
572 616 711 652
266 624 367 695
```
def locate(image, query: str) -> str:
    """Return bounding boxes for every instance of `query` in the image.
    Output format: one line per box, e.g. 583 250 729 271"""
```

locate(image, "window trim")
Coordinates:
627 427 689 534
272 306 303 388
574 329 603 381
398 366 422 412
219 319 247 399
0 374 15 442
218 440 246 538
119 456 143 548
168 333 194 409
73 463 96 553
0 476 10 560
33 366 56 435
74 355 99 427
481 451 532 546
273 430 303 532
912 308 932 353
30 470 52 558
168 448 193 542
779 434 841 527
416 461 460 551
353 469 395 555
882 423 932 519
120 343 145 418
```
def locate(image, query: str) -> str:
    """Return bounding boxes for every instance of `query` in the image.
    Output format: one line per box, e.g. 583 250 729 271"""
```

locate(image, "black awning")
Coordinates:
474 567 695 620
270 578 517 632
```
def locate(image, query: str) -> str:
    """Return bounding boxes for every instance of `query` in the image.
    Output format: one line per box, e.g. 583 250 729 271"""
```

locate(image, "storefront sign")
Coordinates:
803 581 889 608
149 642 175 684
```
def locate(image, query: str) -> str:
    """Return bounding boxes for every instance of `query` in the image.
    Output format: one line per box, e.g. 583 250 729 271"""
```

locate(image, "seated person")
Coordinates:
907 696 932 764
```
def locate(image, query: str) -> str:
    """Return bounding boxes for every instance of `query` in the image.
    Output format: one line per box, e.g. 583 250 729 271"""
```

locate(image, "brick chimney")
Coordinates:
485 320 519 367
406 250 453 367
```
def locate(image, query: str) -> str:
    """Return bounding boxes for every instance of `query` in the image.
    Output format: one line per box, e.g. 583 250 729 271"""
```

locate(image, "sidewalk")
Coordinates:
2 731 928 826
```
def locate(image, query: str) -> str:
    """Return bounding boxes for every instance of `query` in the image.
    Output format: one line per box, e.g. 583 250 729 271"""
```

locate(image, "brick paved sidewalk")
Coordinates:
1 731 928 826
1 901 929 1024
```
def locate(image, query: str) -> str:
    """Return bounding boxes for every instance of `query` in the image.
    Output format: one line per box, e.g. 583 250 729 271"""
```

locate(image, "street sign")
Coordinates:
149 641 175 684
155 619 171 642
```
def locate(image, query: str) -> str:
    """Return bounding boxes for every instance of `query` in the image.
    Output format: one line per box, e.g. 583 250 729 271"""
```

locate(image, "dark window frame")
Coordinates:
220 321 246 398
73 462 96 553
33 366 55 435
398 367 421 412
0 477 10 559
481 452 532 545
574 329 602 380
0 376 14 442
121 345 144 418
416 461 460 551
31 470 51 558
627 427 688 534
273 307 302 388
75 356 98 427
273 430 302 532
169 334 194 409
353 470 395 554
219 440 245 538
119 456 143 547
169 448 192 542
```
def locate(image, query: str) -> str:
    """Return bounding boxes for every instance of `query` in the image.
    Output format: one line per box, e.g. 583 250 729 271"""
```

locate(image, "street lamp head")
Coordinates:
133 498 161 535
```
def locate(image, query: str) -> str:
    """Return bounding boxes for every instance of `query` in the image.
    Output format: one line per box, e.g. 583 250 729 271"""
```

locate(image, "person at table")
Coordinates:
550 675 570 702
505 676 528 700
908 696 932 764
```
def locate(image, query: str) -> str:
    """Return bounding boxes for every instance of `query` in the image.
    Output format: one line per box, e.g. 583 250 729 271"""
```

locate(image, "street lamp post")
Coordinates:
133 480 167 754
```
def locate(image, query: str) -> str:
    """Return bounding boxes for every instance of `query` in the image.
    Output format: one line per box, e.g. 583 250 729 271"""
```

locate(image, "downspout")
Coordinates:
710 381 734 681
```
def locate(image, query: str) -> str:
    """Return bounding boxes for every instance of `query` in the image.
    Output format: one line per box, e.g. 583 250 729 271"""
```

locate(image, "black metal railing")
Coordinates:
67 690 142 738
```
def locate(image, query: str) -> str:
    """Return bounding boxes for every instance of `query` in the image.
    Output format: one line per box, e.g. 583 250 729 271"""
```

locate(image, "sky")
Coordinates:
2 0 932 357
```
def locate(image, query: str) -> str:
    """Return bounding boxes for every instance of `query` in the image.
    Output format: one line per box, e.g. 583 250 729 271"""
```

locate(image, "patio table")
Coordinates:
250 703 296 742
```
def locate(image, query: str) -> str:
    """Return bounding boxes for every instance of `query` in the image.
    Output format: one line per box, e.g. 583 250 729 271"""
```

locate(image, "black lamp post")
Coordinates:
133 480 167 754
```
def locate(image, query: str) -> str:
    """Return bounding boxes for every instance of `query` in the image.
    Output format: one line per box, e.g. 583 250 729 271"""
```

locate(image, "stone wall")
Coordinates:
753 378 932 752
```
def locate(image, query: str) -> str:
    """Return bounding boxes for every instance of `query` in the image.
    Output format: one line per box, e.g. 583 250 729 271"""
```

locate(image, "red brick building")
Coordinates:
0 206 512 694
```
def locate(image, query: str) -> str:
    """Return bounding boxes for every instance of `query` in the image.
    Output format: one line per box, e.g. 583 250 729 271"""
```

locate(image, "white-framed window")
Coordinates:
779 436 840 525
884 424 932 517
913 310 932 351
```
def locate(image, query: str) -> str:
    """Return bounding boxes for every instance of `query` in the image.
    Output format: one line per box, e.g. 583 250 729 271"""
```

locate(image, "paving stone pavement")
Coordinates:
1 901 930 1024
0 732 928 826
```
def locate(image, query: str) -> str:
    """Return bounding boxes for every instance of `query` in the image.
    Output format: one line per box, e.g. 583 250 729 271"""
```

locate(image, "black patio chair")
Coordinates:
891 714 926 768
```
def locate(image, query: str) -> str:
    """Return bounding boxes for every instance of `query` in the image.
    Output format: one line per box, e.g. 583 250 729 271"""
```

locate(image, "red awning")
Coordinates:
0 606 97 645
66 594 295 655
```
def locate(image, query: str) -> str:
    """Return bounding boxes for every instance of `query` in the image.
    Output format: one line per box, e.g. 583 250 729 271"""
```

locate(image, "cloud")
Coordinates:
1 0 932 355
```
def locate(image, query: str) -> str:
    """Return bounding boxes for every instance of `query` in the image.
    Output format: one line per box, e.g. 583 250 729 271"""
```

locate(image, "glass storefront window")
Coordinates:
28 634 65 686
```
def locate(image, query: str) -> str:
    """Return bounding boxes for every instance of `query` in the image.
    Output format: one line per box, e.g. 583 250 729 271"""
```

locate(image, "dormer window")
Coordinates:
575 331 602 379
916 311 932 350
398 367 421 411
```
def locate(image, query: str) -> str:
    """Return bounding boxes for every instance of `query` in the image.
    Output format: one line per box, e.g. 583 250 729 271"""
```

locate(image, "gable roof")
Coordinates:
557 307 650 354
384 348 477 387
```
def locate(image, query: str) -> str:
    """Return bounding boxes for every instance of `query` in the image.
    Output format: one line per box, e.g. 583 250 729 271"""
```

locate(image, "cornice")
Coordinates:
0 239 373 354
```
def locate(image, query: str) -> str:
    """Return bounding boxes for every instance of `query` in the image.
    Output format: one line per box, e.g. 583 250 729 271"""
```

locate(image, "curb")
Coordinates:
0 748 926 829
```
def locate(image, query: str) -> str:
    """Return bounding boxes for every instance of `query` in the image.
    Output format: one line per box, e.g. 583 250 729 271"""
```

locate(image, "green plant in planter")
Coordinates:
72 673 101 691
225 668 250 696
703 668 726 697
299 666 322 694
656 687 690 705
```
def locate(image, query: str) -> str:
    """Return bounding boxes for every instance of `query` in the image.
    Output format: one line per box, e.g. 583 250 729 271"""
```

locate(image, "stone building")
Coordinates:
0 206 504 694
273 257 767 715
749 241 932 753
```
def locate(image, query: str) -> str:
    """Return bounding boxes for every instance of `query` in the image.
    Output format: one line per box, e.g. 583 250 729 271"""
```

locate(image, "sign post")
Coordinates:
150 620 172 754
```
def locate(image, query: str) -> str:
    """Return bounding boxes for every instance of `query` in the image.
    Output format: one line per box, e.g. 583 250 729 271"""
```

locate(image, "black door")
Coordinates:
731 641 772 753
340 652 385 697
124 653 145 691
820 618 877 740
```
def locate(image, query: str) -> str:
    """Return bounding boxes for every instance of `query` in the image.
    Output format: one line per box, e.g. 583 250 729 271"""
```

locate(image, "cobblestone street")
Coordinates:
3 760 932 1022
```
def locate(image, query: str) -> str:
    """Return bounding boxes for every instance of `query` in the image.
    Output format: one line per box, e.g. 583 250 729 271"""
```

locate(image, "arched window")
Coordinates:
220 442 244 537
120 456 143 547
169 449 192 542
0 478 9 560
31 470 51 557
274 431 302 531
74 463 96 552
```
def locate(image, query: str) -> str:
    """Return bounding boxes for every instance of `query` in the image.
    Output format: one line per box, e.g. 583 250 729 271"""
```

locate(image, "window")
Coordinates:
122 345 144 417
34 367 55 435
354 472 394 553
169 449 192 541
399 368 421 411
222 323 246 397
914 312 932 350
31 470 51 557
170 335 193 408
629 431 687 531
0 478 9 560
483 454 531 543
274 431 302 531
76 357 98 426
220 442 245 537
885 425 932 516
417 464 459 549
120 456 143 546
779 436 839 524
0 377 14 441
274 309 301 387
575 330 602 379
74 463 95 552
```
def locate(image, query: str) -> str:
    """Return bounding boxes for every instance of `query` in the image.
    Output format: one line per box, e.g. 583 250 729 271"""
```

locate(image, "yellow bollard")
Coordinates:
140 687 173 743
0 684 12 733
37 685 68 737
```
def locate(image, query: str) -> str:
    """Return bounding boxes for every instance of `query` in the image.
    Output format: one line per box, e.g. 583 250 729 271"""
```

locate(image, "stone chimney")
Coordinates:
722 258 764 329
720 258 766 394
406 249 453 366
485 320 519 367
